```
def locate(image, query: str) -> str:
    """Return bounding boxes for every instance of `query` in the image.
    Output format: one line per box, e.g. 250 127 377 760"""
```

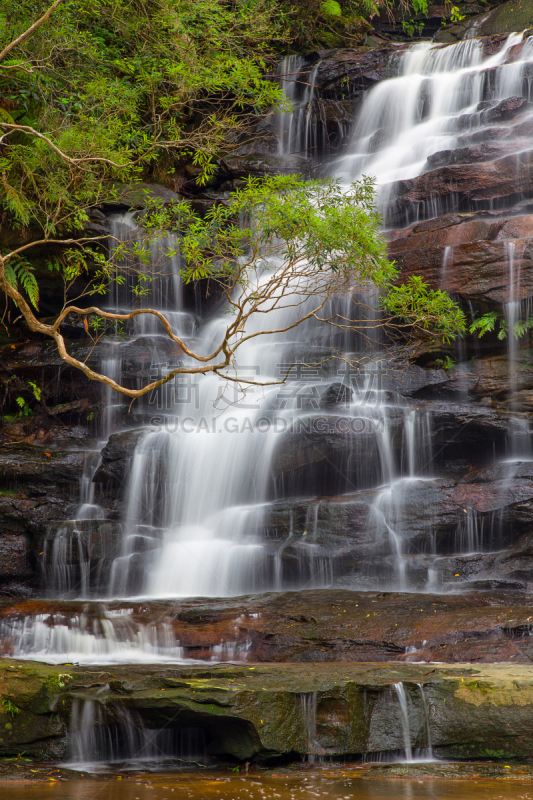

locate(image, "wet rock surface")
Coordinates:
388 213 533 304
4 31 533 780
436 0 533 42
3 658 533 761
3 589 533 664
92 428 145 486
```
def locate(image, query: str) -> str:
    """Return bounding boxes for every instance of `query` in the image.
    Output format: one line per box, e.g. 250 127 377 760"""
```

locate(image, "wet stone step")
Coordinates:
2 589 533 664
3 659 533 763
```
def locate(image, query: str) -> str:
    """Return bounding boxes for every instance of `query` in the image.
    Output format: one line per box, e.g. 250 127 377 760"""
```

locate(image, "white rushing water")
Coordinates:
0 608 186 665
274 55 321 158
67 698 207 770
336 32 533 221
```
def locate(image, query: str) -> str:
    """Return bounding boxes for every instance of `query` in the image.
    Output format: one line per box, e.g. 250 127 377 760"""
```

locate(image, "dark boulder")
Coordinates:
93 428 145 485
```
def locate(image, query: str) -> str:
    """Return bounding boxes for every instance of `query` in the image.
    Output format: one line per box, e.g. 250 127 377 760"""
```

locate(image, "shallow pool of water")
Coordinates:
3 770 533 800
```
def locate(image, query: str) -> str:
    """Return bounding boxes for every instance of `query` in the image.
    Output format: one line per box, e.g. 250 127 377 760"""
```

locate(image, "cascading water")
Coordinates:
363 682 435 763
67 699 207 770
300 692 324 762
0 607 185 664
392 682 413 761
38 212 192 602
275 56 321 158
7 32 533 666
338 32 533 223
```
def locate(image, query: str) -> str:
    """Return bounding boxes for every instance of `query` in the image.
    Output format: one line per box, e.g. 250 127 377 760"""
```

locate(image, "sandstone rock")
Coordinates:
389 150 533 224
319 382 354 407
388 213 533 304
447 353 533 397
0 444 84 487
219 154 308 179
0 536 30 579
381 364 450 396
42 520 124 595
314 45 408 100
271 403 517 494
108 182 181 207
4 611 533 759
425 140 523 169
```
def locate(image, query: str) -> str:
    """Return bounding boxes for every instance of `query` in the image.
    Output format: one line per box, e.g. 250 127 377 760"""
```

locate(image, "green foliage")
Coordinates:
143 174 394 283
13 379 43 416
450 5 466 22
0 0 287 237
321 1 343 16
470 310 503 338
28 381 41 401
141 175 464 343
3 256 39 309
470 310 533 341
0 5 464 389
382 275 466 343
401 17 425 36
15 396 32 416
435 355 456 370
2 698 20 719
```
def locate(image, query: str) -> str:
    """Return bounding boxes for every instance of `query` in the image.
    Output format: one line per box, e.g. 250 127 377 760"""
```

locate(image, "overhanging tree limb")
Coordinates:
0 0 64 63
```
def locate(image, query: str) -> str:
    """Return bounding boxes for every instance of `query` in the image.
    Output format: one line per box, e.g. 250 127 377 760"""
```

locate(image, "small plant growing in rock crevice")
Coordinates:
2 698 20 719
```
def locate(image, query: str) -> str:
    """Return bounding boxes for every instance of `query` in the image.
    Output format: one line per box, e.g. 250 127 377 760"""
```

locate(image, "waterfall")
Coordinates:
392 682 413 761
300 692 324 762
0 607 185 664
67 698 206 770
10 32 533 665
337 32 531 223
275 56 321 158
417 683 433 759
40 211 192 600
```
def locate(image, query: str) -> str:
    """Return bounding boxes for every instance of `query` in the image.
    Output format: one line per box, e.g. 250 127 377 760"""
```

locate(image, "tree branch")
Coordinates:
0 123 144 169
0 0 64 63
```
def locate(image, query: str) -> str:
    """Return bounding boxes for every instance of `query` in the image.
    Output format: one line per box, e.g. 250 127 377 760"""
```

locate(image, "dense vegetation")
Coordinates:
0 0 466 402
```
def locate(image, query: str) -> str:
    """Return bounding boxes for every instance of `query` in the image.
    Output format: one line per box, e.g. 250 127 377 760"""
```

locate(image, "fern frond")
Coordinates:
4 257 39 309
15 258 39 309
0 178 31 225
3 262 18 290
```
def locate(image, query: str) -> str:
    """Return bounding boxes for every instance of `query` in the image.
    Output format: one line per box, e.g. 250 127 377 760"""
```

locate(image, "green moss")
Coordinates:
483 749 505 759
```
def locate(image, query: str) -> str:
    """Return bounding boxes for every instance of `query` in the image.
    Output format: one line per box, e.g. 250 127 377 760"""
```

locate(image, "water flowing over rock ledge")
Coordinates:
3 659 533 763
2 590 533 664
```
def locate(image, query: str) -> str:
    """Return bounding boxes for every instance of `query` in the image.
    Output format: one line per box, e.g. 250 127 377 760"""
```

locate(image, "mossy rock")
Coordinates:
436 0 533 41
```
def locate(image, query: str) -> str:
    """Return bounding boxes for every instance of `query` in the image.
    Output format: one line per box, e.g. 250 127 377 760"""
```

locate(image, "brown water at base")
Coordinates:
2 769 533 800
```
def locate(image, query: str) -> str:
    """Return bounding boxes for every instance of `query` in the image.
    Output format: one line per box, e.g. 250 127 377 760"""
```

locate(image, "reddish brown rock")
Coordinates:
3 590 533 664
388 213 533 303
392 150 533 215
447 352 533 397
